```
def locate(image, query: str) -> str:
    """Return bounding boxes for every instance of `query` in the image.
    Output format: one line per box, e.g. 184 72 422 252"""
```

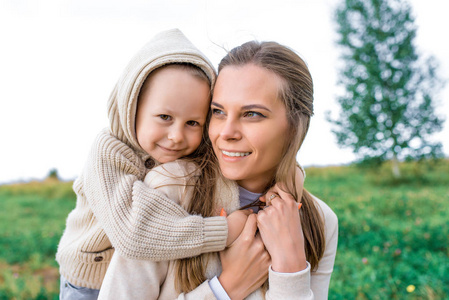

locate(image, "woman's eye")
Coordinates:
159 114 172 121
212 108 225 115
186 120 200 127
243 111 265 118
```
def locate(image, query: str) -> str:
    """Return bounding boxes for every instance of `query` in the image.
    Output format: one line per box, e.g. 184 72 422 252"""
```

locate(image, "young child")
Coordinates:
56 29 246 299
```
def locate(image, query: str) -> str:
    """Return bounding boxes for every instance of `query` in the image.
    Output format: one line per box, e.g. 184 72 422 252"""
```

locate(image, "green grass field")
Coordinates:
1 160 448 299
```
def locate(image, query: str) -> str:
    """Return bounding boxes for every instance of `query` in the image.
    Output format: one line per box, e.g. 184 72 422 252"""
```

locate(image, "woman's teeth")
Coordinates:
222 150 251 157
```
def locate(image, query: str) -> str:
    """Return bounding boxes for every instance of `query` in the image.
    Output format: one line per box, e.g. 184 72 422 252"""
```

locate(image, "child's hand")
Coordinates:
222 209 253 247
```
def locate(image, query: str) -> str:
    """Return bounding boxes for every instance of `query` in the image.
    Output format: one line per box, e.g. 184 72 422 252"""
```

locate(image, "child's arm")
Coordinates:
82 130 228 261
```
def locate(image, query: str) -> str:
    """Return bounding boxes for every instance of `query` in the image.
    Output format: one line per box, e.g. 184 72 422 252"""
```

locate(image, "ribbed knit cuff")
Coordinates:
267 262 312 298
201 216 228 253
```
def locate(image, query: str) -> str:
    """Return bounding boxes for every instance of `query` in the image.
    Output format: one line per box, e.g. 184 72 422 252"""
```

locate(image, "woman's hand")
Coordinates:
257 185 307 273
218 214 271 300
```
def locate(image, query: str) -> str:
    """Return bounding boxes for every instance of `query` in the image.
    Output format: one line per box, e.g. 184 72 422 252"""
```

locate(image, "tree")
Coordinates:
47 168 59 180
328 0 445 177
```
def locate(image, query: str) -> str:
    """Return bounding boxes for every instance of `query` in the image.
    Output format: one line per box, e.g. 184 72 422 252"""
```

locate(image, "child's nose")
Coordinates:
168 126 184 143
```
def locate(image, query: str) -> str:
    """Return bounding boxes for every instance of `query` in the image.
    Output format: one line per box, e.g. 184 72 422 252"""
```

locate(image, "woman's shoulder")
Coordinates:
311 194 338 230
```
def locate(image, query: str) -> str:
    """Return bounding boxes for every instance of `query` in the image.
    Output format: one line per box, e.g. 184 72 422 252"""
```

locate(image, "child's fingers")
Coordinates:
240 214 258 240
241 209 253 216
222 208 253 217
220 208 227 217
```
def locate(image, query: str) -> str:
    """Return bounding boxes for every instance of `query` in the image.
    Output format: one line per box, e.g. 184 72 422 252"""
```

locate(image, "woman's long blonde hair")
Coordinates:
175 41 325 292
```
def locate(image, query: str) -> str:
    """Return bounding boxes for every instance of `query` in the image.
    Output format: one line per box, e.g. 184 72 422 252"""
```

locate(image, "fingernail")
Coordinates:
220 208 226 216
298 203 302 210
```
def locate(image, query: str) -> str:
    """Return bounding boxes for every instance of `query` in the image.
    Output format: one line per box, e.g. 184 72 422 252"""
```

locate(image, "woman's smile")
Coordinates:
221 149 252 157
209 63 290 193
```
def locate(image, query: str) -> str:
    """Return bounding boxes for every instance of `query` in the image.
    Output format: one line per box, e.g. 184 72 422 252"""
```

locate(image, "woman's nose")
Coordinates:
219 119 242 141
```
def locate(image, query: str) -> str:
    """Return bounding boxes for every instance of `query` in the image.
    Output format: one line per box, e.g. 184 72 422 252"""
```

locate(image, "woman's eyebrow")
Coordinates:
211 102 272 112
242 104 272 112
211 102 224 108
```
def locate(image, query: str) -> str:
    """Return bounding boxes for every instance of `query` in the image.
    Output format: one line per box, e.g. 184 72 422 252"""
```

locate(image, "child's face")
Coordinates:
135 66 210 163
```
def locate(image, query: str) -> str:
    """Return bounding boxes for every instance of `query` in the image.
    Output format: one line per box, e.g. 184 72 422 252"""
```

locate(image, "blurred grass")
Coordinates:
0 179 75 299
0 160 448 299
305 159 449 299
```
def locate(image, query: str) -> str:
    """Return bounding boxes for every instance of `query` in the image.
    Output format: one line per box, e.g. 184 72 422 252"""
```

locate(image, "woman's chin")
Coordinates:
220 169 243 181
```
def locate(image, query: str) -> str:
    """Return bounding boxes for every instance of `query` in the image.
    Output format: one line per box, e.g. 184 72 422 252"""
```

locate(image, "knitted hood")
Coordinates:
107 29 216 160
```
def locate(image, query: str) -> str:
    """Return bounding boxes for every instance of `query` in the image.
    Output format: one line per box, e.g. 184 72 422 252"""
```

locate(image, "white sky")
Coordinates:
0 0 448 183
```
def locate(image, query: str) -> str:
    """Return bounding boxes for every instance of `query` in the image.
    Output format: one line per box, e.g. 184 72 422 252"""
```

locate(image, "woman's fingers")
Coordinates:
260 188 279 207
264 184 298 211
261 183 298 208
219 213 271 299
256 184 307 273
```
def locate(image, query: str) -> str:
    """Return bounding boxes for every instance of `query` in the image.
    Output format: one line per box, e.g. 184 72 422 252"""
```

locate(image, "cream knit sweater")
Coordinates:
56 29 228 289
98 161 339 300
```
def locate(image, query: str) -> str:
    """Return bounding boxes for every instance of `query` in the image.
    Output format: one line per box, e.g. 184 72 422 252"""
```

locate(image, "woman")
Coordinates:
99 40 338 299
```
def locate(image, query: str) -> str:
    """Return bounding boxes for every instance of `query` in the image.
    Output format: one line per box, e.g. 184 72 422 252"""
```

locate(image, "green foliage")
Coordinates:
0 180 76 299
1 162 448 298
306 160 449 299
328 0 445 167
47 169 59 180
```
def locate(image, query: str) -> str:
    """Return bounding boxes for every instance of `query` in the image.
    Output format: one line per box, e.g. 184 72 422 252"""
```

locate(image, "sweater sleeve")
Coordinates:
310 197 339 300
83 130 227 261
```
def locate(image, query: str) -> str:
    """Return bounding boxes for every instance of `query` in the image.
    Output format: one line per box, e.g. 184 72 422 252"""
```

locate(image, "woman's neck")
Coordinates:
236 179 269 194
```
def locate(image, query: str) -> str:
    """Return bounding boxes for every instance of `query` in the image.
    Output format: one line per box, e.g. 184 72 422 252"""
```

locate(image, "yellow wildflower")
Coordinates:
406 285 415 293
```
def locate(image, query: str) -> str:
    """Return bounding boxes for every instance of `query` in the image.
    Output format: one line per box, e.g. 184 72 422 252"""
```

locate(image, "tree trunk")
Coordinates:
392 154 401 179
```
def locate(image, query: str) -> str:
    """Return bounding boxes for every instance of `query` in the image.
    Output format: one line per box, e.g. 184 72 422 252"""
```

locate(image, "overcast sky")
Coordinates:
1 0 448 184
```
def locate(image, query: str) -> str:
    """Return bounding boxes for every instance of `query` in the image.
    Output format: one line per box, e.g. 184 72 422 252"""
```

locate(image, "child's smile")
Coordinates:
135 65 210 163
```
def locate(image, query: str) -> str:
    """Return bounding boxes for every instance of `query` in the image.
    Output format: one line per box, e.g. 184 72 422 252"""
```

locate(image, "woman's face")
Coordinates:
209 64 290 193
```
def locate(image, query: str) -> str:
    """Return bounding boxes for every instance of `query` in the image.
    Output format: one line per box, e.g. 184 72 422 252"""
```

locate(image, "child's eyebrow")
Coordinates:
190 114 207 121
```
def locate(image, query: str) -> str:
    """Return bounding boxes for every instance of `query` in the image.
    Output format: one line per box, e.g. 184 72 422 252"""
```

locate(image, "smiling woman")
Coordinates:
205 41 338 299
209 64 290 193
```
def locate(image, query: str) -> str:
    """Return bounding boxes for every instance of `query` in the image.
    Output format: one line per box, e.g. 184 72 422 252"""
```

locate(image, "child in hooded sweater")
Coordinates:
56 29 247 299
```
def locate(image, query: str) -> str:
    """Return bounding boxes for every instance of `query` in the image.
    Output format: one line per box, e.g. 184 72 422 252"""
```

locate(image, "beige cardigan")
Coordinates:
55 29 227 290
99 161 339 299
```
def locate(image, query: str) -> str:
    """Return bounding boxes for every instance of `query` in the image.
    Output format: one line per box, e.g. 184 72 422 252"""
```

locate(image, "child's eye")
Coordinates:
159 114 172 121
243 111 265 118
186 120 200 127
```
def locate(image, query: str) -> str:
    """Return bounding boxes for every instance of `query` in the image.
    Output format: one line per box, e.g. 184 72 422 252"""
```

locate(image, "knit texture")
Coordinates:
56 29 223 290
98 160 339 299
